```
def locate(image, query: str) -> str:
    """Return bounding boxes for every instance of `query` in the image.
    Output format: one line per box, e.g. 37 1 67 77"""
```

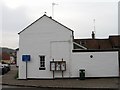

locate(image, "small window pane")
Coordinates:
39 56 45 69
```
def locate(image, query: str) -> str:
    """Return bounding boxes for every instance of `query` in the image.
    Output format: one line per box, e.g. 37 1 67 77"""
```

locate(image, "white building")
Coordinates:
17 14 119 79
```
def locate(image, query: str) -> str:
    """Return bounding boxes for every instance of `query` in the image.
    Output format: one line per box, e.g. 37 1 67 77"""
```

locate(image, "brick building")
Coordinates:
74 32 120 50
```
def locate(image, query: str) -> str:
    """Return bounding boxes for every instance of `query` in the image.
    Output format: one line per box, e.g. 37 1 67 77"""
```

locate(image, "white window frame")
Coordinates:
39 55 45 70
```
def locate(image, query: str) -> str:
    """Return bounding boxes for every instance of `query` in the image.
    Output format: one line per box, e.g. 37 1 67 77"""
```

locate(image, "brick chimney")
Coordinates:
92 31 95 39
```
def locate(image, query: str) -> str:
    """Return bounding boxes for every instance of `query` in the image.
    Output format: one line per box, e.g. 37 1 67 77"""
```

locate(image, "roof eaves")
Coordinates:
48 16 74 32
15 48 19 51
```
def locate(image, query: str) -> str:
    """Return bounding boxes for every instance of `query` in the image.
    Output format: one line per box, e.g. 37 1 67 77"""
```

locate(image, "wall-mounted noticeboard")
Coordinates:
50 61 66 71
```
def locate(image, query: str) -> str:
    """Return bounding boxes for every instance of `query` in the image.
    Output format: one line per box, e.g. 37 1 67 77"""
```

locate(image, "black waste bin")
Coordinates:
79 69 85 80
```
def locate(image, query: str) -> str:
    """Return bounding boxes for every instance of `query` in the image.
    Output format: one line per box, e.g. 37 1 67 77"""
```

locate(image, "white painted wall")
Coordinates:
50 41 72 78
18 15 73 79
18 15 119 79
71 51 119 77
10 56 15 64
16 50 19 67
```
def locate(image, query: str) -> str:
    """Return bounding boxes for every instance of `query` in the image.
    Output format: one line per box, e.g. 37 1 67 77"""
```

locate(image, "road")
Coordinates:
2 85 32 88
2 85 119 90
2 85 84 90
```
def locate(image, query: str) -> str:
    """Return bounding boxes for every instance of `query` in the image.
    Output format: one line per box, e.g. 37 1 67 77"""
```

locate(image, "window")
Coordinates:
39 55 45 70
80 41 86 45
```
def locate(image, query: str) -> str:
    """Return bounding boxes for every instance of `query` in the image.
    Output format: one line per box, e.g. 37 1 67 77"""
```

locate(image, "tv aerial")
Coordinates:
92 19 96 34
52 2 58 18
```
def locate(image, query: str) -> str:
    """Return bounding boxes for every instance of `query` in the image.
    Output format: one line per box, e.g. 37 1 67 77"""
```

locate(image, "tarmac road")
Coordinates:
2 85 119 90
2 85 32 88
1 85 84 90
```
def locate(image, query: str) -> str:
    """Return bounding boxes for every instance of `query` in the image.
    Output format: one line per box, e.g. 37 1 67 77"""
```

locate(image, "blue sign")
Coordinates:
22 55 31 61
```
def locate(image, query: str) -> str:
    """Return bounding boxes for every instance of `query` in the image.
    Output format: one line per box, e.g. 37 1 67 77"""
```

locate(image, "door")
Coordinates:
50 41 70 78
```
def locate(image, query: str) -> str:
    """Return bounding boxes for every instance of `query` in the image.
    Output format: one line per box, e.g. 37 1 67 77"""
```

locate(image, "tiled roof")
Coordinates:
74 35 120 50
109 35 120 47
0 52 10 60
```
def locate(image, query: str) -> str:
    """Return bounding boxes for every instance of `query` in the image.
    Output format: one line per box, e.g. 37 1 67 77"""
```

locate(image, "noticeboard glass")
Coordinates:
50 61 66 71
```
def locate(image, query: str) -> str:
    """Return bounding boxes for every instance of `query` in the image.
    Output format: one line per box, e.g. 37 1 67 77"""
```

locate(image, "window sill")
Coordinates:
39 67 46 70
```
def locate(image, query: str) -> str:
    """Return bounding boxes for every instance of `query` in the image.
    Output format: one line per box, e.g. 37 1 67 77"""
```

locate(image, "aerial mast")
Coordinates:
52 2 58 18
93 19 96 33
92 19 96 39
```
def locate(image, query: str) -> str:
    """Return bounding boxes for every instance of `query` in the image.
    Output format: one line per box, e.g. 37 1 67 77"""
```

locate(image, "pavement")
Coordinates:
1 65 120 90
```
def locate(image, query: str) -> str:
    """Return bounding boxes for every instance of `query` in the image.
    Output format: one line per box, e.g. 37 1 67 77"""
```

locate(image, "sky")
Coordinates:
1 0 119 49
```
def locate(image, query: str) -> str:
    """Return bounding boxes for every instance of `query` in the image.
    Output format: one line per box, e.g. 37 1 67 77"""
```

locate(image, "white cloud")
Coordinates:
2 32 19 49
1 0 119 49
3 0 25 9
0 0 2 47
2 4 30 49
55 2 118 38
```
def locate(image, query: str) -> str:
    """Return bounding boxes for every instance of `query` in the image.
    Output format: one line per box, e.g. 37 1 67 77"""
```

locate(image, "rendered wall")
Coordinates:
16 50 19 67
71 51 119 77
18 16 73 79
18 15 119 79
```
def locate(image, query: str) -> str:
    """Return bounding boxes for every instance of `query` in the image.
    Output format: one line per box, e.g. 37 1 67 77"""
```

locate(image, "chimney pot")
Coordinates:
92 31 95 39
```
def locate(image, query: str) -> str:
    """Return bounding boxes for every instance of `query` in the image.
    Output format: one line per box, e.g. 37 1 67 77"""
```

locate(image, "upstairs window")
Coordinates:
39 55 45 70
80 41 86 45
